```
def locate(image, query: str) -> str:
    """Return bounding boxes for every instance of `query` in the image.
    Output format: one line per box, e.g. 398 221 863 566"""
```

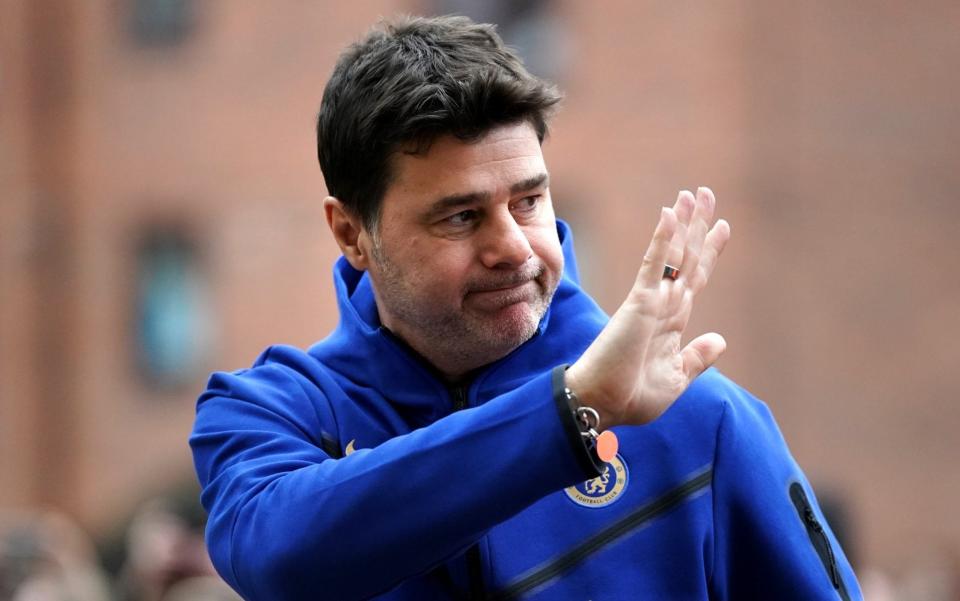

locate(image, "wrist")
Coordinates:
562 366 619 464
564 363 620 430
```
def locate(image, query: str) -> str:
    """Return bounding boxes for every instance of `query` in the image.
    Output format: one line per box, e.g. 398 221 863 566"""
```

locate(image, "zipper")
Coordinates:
491 467 713 600
449 384 485 600
465 543 486 600
452 386 469 411
789 482 851 601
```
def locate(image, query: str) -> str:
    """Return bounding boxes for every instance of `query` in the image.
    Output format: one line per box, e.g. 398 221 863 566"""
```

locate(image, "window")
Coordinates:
128 0 194 47
133 224 213 389
431 0 569 81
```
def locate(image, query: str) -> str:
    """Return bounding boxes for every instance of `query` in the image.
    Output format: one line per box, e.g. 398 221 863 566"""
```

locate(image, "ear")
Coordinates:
324 197 372 271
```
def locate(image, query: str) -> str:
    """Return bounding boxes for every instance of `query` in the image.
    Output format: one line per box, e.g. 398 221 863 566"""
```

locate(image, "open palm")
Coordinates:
566 187 731 428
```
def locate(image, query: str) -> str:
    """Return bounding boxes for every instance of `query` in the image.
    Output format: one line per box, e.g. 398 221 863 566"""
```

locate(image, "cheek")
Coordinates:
530 231 564 278
405 240 475 296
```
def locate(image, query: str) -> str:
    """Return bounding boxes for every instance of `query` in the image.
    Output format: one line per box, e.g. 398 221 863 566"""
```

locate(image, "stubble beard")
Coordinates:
370 244 557 376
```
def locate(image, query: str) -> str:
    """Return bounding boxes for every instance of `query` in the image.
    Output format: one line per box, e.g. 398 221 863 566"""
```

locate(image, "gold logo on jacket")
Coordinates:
565 455 628 507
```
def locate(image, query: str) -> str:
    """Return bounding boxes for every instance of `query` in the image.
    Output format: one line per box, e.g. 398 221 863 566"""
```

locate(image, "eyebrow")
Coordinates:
422 172 550 221
511 172 550 195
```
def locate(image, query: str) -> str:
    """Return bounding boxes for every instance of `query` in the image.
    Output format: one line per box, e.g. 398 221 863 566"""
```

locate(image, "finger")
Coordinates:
689 218 730 293
637 206 678 289
680 332 726 384
667 191 695 268
679 187 715 281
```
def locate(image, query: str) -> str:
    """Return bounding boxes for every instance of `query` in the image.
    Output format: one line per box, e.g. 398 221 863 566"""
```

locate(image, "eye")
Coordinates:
512 195 540 213
446 209 478 227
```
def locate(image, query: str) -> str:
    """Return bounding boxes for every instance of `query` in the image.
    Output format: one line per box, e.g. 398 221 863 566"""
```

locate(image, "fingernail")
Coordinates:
697 186 715 208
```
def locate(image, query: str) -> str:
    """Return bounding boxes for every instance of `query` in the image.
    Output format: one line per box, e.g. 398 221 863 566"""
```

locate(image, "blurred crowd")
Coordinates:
0 485 239 601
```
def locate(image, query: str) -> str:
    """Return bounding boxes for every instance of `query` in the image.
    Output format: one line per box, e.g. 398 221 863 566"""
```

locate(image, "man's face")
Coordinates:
363 122 564 379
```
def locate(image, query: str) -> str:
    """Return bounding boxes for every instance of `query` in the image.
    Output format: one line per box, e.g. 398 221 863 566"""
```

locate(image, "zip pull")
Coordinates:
804 508 823 532
451 386 468 411
804 507 840 586
791 483 846 595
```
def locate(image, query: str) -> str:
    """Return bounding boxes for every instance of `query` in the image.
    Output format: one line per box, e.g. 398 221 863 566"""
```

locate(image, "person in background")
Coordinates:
0 510 110 601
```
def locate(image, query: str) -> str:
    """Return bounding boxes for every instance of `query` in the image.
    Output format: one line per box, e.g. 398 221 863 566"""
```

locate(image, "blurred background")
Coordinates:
2 1 958 599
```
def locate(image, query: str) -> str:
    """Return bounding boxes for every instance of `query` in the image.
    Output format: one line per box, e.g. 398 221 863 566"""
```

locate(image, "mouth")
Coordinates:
474 281 528 293
466 279 537 312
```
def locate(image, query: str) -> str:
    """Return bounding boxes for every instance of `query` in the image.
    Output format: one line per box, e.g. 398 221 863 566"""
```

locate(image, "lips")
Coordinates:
466 280 537 312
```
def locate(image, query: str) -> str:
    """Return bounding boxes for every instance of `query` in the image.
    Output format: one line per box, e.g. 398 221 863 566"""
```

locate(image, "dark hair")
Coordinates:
316 15 562 230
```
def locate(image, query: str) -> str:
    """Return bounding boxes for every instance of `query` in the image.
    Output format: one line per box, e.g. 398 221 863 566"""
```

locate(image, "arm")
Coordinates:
190 364 597 600
708 379 863 600
193 187 729 599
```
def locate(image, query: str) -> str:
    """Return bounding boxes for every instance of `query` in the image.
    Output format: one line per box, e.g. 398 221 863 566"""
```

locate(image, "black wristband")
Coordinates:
552 365 605 478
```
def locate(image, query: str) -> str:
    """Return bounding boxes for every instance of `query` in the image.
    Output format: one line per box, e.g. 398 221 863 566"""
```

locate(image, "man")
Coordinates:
190 15 861 600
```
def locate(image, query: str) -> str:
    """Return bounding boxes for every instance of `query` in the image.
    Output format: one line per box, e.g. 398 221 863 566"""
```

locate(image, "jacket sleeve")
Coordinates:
189 360 597 600
708 382 863 600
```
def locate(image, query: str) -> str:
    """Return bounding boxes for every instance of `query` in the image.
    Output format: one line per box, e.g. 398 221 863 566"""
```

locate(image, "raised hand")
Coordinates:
565 187 731 428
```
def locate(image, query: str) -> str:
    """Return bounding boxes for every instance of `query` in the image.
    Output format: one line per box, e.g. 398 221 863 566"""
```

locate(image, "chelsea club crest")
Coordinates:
564 454 629 508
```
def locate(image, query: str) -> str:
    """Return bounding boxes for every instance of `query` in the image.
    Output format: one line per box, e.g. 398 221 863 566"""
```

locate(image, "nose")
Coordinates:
479 210 534 269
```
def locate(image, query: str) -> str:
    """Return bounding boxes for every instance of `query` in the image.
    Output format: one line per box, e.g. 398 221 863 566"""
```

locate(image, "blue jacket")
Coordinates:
190 221 861 600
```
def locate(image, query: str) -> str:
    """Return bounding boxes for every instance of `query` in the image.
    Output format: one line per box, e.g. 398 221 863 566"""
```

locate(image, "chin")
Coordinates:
473 305 542 355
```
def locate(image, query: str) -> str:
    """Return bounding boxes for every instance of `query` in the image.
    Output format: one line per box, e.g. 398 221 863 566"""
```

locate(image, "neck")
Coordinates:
379 326 484 384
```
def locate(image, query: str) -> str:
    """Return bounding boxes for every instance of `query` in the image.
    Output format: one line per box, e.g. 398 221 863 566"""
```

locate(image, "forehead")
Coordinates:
383 122 546 211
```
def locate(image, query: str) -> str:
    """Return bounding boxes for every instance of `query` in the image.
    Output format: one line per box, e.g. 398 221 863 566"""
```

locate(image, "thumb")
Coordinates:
680 332 727 383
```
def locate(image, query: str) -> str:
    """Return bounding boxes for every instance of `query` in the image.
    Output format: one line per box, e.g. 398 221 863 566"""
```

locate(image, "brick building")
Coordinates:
2 0 958 582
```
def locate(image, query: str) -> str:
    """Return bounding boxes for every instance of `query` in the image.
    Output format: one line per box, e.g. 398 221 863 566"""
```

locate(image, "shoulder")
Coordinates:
680 368 778 432
644 368 786 465
653 368 759 432
684 370 802 489
197 344 343 436
203 344 335 400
